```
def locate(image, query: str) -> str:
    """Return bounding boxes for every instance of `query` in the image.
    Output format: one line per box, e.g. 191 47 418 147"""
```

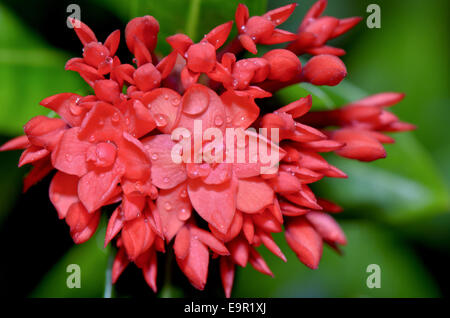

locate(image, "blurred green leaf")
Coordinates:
31 220 110 297
234 221 440 297
96 0 267 54
0 5 84 136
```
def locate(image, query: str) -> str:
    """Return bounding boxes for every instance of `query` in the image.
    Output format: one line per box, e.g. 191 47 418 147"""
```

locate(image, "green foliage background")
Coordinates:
0 0 448 297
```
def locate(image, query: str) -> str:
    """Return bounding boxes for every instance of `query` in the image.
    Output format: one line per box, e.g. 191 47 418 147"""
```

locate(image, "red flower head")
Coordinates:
0 1 414 297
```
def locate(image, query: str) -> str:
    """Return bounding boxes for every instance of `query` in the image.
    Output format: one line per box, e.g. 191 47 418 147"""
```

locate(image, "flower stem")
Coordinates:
185 0 202 41
103 247 114 298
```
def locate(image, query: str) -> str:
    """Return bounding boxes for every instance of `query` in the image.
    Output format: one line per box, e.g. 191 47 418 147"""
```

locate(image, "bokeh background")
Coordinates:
0 0 448 298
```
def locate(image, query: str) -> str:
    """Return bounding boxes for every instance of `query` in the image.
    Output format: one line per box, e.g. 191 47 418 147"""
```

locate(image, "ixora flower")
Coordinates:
0 1 414 297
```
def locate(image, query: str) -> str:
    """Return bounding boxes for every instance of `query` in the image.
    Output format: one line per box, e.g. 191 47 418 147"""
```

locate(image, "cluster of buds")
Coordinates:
0 1 413 297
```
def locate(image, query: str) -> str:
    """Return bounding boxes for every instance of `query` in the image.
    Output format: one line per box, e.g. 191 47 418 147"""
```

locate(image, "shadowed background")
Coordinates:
0 0 448 297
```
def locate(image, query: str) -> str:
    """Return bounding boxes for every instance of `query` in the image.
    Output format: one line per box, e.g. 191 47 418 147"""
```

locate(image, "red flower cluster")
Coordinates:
0 1 413 296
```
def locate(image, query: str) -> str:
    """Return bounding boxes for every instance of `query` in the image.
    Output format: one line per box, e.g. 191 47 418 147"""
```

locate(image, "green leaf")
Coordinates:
96 0 268 54
31 219 110 297
0 5 84 136
234 221 441 297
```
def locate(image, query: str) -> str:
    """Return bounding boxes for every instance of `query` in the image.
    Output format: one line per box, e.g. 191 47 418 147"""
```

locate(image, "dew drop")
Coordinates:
214 115 224 127
163 177 169 183
65 154 72 162
179 189 188 198
112 112 120 122
164 202 172 210
171 98 180 106
151 153 159 160
164 94 169 100
89 135 96 142
154 114 168 127
177 208 191 221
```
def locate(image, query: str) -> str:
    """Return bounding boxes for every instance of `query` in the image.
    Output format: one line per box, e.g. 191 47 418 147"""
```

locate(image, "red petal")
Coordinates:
69 18 97 45
0 135 30 151
220 256 235 298
65 202 100 244
182 84 210 115
24 116 67 150
268 171 302 193
285 217 323 269
221 90 259 129
190 226 229 255
49 171 80 219
236 177 274 213
306 211 347 245
188 175 238 234
174 225 191 260
122 214 155 260
176 229 209 290
117 132 151 181
263 3 297 26
166 34 193 56
332 128 386 161
238 34 257 54
40 93 88 127
235 4 249 31
23 158 53 192
258 230 286 262
249 248 273 276
142 88 182 134
104 30 120 55
205 21 233 49
105 206 124 247
125 16 160 54
277 95 312 118
142 248 158 292
156 182 191 241
51 127 90 177
227 235 249 267
112 248 130 284
346 92 405 108
141 134 187 190
78 166 122 212
79 102 126 144
18 146 49 167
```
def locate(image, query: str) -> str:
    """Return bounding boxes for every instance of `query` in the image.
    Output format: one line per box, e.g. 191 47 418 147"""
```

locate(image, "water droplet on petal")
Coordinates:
151 153 158 160
164 202 172 210
179 189 187 198
177 208 191 221
172 98 180 106
65 154 72 162
112 112 120 123
163 177 169 183
154 114 168 127
214 115 224 126
89 135 96 142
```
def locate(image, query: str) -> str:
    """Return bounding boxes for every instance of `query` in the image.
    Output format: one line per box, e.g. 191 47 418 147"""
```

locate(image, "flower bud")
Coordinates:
302 54 347 86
